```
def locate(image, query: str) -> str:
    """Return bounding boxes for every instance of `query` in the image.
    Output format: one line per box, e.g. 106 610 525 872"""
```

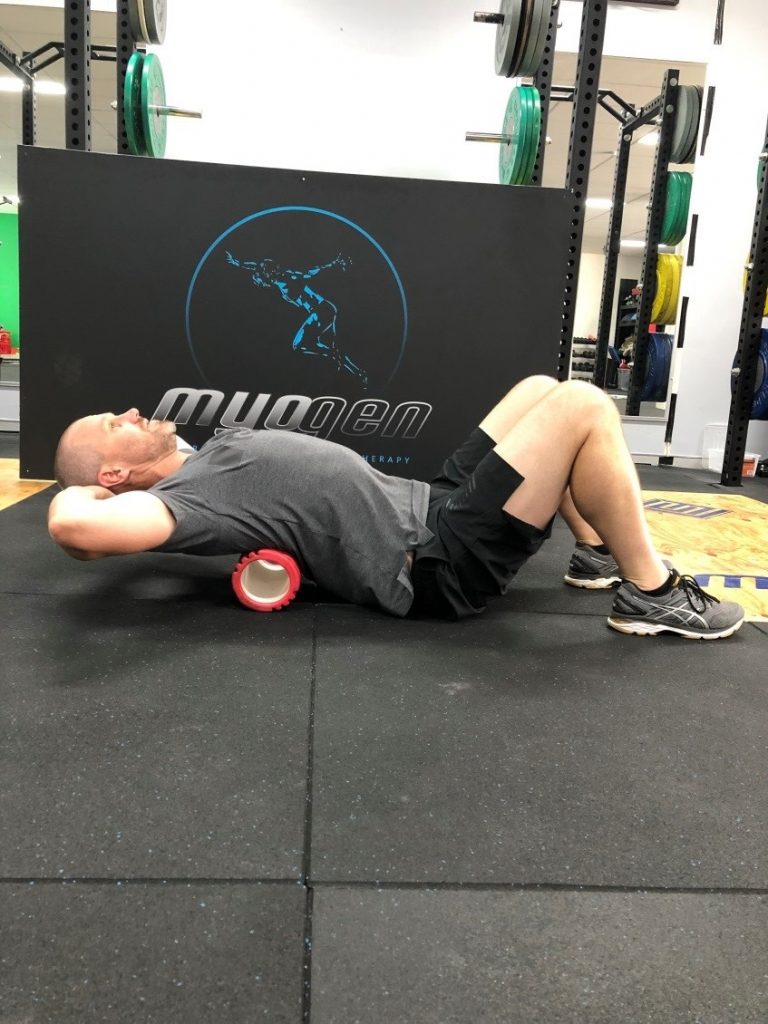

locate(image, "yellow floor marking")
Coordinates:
0 458 53 512
643 489 768 622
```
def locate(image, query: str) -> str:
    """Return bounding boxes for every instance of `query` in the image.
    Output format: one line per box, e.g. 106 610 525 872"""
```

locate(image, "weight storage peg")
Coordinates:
122 52 201 158
474 0 553 78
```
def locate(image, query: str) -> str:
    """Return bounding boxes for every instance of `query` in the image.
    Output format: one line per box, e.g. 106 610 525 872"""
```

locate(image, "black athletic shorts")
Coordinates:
409 427 554 620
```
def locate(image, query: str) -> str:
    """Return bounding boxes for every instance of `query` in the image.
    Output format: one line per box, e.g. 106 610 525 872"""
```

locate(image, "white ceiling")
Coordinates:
0 3 705 252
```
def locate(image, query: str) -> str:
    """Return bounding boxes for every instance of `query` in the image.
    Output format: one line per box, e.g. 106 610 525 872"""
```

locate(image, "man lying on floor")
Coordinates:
47 375 744 640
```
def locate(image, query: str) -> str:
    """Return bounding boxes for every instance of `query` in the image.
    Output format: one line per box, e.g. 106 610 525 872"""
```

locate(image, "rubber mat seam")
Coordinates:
308 879 768 896
300 604 318 1023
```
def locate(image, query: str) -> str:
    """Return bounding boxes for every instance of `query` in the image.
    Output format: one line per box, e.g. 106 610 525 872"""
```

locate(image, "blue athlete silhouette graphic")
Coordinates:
225 251 368 388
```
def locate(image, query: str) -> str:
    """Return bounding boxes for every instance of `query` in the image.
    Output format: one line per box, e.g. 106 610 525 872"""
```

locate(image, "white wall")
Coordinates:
158 0 516 186
153 0 766 461
671 0 768 461
557 0 717 63
156 0 717 188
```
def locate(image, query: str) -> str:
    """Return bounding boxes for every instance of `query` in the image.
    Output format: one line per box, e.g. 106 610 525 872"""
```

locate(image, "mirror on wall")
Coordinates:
544 54 707 420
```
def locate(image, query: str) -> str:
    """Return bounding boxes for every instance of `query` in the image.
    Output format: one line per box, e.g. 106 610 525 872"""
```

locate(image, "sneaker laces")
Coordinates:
677 574 719 613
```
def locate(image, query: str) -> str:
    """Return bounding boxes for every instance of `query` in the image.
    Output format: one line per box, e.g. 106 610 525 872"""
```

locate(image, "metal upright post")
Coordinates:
593 129 632 387
0 38 36 145
556 0 609 380
720 116 768 485
624 69 678 415
64 0 92 150
530 0 560 186
21 83 37 146
116 0 136 153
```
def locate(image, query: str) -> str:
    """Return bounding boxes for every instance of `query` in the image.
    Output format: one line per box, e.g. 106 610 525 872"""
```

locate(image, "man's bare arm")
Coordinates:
48 486 176 558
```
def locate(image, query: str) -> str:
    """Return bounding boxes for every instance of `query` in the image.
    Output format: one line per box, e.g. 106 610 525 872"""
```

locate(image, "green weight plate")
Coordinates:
515 86 536 184
495 0 524 77
123 50 146 157
498 85 538 185
520 86 541 185
498 88 522 184
513 85 532 184
661 173 681 245
517 0 550 77
677 171 692 240
666 171 688 245
140 52 167 159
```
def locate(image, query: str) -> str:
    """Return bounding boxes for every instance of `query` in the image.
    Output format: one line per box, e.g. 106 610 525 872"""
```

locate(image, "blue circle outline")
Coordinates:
185 206 408 388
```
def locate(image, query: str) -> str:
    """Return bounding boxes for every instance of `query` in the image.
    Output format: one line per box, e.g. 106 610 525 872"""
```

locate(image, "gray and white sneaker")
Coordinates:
564 543 621 589
608 570 745 639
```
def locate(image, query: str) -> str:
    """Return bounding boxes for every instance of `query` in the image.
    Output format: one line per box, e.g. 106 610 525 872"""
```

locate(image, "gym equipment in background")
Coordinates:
731 328 768 420
742 255 768 315
128 0 167 45
465 85 541 186
474 0 553 78
232 550 302 613
651 254 683 325
641 333 673 402
123 52 201 158
660 171 692 246
670 85 702 165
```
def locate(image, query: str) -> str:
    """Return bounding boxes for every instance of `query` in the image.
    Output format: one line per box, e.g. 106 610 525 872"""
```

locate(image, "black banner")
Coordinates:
19 147 572 481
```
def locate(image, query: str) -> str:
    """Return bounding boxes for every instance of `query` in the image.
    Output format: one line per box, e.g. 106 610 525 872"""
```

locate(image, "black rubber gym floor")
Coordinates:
2 445 767 1023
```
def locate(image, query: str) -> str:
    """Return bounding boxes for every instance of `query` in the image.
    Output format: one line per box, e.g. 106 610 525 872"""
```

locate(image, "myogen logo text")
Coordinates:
152 388 432 441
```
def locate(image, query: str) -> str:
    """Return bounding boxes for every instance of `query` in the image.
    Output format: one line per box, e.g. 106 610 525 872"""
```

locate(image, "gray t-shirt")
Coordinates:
150 429 433 617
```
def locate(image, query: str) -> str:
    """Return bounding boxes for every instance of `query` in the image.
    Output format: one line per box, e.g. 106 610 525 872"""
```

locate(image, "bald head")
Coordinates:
54 420 107 488
54 409 180 491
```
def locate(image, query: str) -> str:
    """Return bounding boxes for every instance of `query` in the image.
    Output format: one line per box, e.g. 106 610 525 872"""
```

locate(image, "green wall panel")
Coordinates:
0 211 20 347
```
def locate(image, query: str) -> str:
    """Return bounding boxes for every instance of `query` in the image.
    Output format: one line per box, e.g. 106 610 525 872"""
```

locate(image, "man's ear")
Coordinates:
97 464 130 489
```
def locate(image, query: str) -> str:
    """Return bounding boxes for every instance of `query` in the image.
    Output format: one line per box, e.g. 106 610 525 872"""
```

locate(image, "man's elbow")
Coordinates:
48 518 103 560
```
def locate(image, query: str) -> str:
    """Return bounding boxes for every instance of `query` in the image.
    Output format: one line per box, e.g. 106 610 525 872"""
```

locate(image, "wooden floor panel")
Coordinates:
0 458 52 511
643 490 768 622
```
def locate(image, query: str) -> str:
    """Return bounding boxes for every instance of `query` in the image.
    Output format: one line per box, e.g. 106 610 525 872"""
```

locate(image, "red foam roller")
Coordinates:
231 549 301 612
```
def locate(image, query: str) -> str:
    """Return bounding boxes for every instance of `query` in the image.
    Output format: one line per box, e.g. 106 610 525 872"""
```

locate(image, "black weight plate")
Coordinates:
731 329 768 420
510 0 536 77
681 85 701 164
127 0 144 42
144 0 167 45
670 85 691 163
686 85 704 163
517 0 550 77
495 0 524 77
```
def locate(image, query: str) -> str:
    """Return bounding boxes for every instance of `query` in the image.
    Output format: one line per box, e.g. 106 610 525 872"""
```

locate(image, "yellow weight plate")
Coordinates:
651 260 670 324
742 255 768 315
